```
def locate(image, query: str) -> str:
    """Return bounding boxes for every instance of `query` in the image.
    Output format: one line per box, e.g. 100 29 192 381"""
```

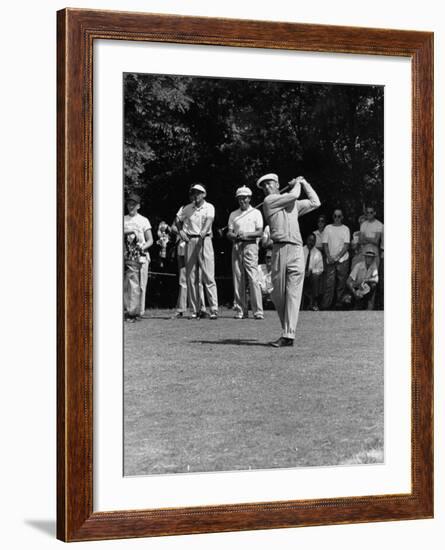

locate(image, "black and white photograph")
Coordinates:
1 0 440 546
123 72 384 476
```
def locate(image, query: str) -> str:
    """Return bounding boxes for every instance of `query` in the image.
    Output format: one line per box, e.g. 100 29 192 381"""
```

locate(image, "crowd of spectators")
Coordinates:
258 206 384 311
123 189 384 318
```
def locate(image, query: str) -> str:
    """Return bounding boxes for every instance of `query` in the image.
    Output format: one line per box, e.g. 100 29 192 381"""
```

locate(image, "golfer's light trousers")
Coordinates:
185 236 218 313
271 242 305 339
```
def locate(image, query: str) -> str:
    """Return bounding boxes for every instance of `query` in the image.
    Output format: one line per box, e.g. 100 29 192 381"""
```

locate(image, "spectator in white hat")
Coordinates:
227 186 264 319
172 184 218 319
257 173 321 347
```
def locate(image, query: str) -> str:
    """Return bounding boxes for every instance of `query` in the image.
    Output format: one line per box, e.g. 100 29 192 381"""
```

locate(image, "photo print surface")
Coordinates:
122 73 384 476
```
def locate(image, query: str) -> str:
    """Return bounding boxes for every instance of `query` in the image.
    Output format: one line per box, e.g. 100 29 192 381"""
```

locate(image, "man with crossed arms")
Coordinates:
227 186 264 320
173 183 218 319
257 173 321 347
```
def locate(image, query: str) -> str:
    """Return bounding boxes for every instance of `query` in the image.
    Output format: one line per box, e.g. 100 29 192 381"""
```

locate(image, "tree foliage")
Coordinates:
124 72 383 269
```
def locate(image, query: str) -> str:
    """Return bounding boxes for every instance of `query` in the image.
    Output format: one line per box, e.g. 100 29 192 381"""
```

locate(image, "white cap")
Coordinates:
190 184 206 194
235 186 252 197
256 173 278 188
363 244 377 256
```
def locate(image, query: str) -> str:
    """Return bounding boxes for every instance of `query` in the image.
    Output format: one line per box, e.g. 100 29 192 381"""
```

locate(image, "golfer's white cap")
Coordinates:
190 183 206 194
235 186 252 197
256 173 278 188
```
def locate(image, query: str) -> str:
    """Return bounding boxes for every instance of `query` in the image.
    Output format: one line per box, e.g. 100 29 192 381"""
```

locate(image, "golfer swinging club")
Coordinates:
257 173 321 347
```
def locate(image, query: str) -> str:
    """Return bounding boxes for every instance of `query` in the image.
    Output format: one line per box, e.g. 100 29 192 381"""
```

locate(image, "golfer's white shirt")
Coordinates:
303 246 324 275
177 201 215 235
228 206 263 238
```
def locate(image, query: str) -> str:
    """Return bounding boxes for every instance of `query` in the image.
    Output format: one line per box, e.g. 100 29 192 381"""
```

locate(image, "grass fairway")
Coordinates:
124 309 384 475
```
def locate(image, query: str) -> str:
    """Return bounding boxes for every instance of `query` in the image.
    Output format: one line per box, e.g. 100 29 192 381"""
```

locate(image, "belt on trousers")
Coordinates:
187 234 211 238
273 241 299 246
237 239 257 243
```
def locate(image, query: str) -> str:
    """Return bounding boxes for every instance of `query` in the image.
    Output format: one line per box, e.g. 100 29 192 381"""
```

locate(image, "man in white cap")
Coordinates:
257 173 321 347
172 183 218 319
171 210 207 319
227 186 264 319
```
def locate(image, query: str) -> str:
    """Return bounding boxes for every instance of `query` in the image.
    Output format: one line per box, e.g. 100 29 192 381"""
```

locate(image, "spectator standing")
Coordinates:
302 233 324 310
360 206 383 267
313 214 327 302
321 209 350 309
313 214 327 252
227 186 264 319
123 193 153 321
173 184 219 319
351 214 367 270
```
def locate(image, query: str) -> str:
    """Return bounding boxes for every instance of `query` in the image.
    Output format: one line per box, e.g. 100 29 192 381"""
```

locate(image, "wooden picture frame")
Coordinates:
57 8 433 542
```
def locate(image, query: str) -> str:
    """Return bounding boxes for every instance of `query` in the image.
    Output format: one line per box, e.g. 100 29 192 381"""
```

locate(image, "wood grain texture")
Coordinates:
57 8 434 542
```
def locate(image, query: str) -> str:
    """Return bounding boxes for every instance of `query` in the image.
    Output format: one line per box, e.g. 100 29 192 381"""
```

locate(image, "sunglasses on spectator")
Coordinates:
333 214 342 218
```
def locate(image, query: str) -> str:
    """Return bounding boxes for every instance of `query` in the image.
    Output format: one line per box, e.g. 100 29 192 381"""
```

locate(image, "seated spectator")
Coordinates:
343 245 379 310
257 250 274 309
260 224 273 250
302 233 324 310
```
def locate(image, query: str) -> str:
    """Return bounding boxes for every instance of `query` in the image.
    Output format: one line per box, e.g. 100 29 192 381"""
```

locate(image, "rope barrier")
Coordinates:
147 271 177 277
148 271 233 280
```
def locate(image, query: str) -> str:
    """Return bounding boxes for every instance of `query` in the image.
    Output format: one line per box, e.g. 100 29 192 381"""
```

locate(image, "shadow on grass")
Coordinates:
190 338 271 347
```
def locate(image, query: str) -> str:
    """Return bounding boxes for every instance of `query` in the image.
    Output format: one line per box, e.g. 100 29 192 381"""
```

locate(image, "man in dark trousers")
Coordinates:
321 209 350 309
